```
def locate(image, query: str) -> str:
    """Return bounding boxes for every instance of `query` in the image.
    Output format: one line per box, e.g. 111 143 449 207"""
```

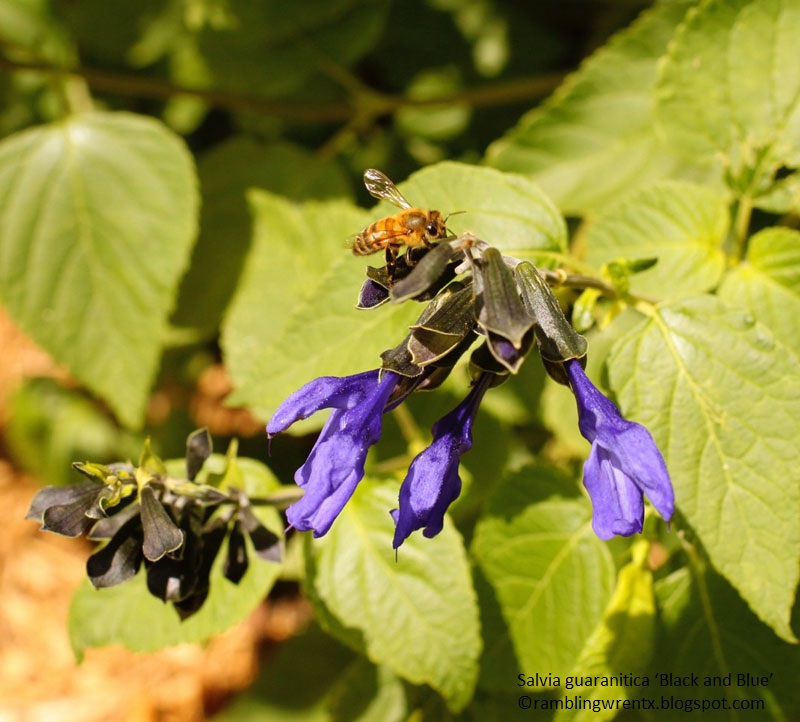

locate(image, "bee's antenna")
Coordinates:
444 210 466 238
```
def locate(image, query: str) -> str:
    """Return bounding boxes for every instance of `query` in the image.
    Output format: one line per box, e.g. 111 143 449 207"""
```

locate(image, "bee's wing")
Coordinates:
363 168 413 209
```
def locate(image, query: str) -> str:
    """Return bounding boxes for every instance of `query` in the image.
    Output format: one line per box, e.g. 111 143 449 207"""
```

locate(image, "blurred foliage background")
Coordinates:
3 1 800 721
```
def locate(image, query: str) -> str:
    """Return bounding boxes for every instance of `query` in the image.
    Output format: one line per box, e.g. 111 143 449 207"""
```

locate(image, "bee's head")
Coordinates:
426 212 446 239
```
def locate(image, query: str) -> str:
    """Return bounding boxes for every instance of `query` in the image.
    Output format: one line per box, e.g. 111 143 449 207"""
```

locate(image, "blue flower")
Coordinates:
565 359 674 540
267 369 400 536
392 373 492 548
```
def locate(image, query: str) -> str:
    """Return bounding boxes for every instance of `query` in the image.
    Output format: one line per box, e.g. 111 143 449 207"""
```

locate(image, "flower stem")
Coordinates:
541 268 660 305
391 403 427 456
249 489 305 508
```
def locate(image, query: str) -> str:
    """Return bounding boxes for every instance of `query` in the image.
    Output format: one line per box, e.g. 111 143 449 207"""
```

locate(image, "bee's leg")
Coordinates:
385 246 398 287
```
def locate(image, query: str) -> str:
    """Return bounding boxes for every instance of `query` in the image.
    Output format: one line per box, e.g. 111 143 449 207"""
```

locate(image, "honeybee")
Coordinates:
352 169 451 286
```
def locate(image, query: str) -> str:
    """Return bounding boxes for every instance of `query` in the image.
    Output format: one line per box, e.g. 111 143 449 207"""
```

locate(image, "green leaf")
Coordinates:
655 0 800 173
197 0 390 97
653 565 800 720
305 479 480 713
69 531 280 655
755 171 800 214
718 227 800 357
554 541 655 722
472 466 616 684
607 296 800 642
486 0 702 215
398 162 567 258
585 181 729 299
173 138 351 332
0 111 199 428
68 454 283 657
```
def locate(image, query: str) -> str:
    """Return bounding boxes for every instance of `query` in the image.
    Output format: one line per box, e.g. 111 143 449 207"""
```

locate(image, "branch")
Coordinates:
0 54 354 122
540 268 660 305
0 53 563 123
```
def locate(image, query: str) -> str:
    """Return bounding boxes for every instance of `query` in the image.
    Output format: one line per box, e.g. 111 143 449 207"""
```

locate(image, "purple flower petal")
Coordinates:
392 374 491 547
565 359 674 540
267 370 384 436
271 370 400 536
583 444 645 539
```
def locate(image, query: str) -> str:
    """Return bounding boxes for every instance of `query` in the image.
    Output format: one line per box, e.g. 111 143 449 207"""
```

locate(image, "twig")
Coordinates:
0 53 564 123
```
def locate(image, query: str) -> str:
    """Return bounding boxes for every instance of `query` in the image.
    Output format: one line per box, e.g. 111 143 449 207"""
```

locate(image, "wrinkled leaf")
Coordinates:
718 227 800 357
554 541 655 721
655 0 800 175
486 0 702 214
608 297 800 642
305 480 481 713
584 181 729 300
0 112 198 428
396 162 567 258
473 466 615 686
653 565 800 719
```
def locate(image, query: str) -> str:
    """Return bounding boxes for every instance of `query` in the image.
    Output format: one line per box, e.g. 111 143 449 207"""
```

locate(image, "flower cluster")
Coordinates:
26 429 283 617
269 233 674 547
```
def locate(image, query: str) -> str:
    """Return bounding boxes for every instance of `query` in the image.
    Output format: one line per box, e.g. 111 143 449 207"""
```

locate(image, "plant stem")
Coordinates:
540 269 660 305
392 403 426 455
732 194 753 261
62 75 94 114
0 52 563 123
682 537 735 712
